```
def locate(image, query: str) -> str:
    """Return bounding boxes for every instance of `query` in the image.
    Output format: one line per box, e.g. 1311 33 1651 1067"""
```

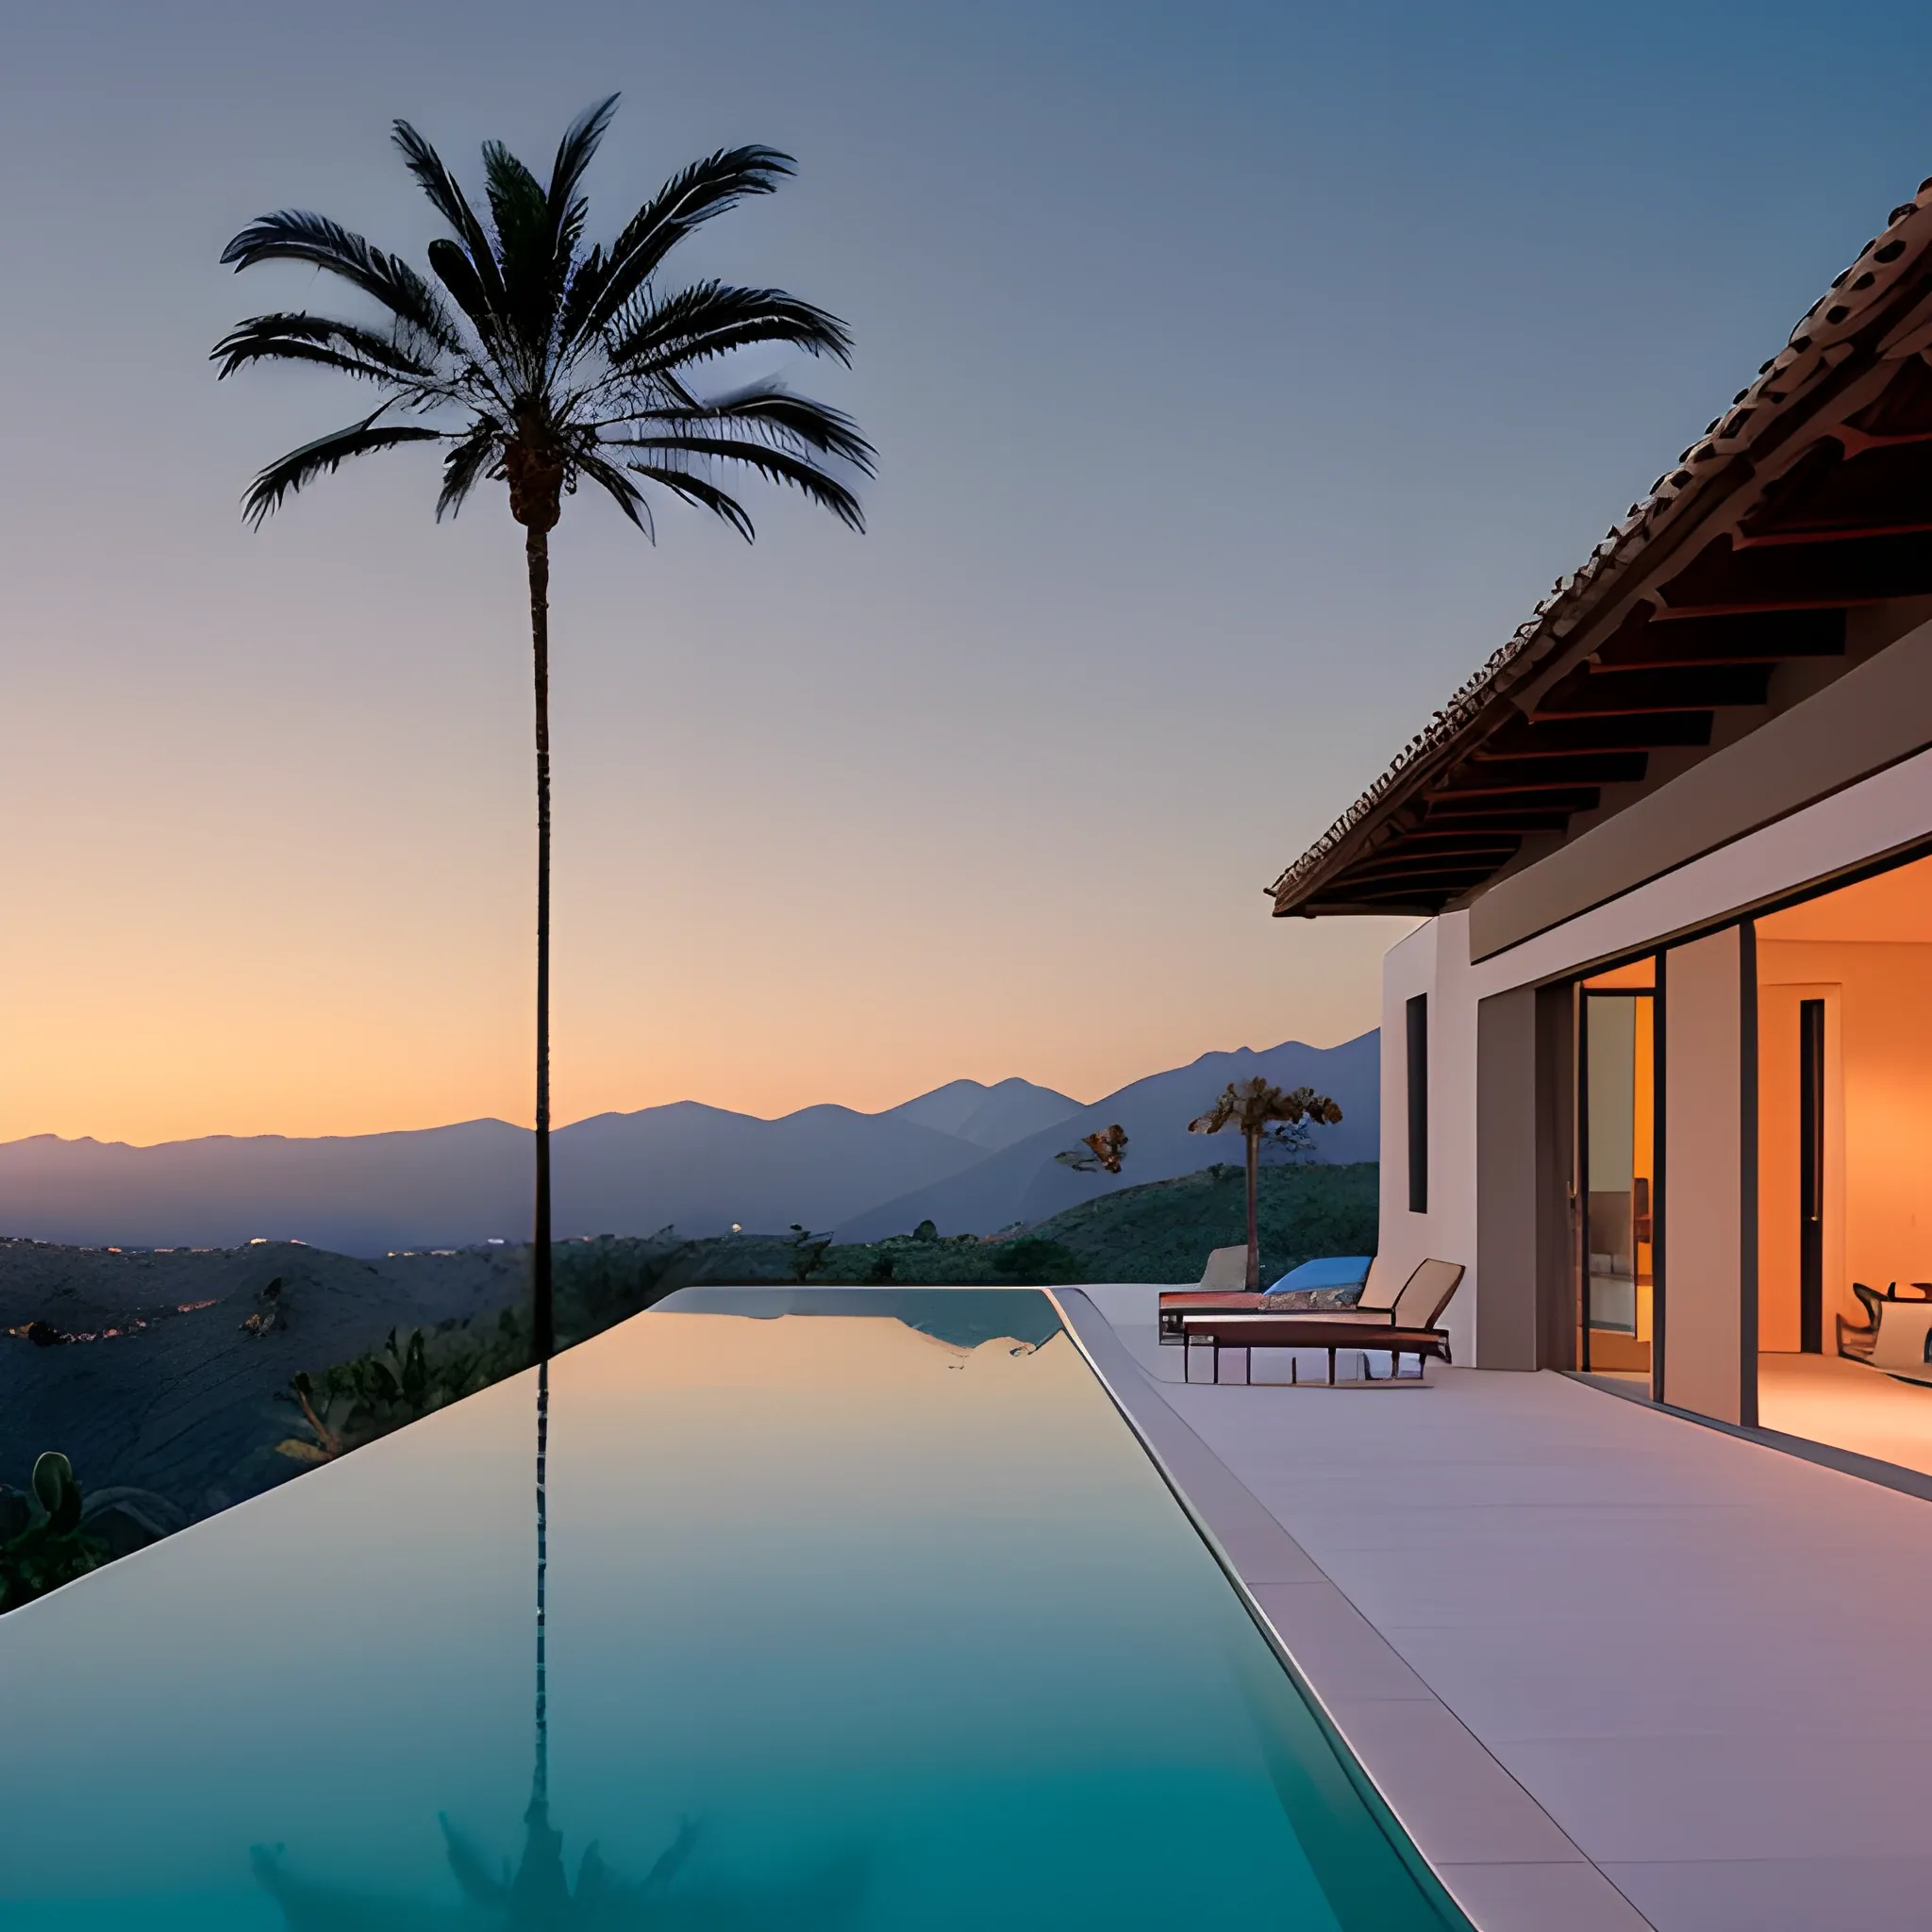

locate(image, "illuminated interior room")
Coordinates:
1754 851 1932 1474
1578 960 1657 1376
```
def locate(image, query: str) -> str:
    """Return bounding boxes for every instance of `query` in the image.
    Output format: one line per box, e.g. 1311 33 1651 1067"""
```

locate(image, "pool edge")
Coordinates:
1048 1289 1656 1932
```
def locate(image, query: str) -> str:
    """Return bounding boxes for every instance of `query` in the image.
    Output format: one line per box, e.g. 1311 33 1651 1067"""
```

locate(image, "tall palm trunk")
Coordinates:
1244 1128 1260 1291
532 1357 550 1813
527 525 555 1364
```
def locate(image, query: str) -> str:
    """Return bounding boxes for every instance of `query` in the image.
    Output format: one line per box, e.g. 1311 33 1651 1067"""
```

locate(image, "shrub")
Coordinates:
0 1452 106 1613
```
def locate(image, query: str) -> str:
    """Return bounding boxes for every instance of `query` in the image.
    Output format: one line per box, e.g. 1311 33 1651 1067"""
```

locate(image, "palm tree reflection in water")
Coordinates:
252 1362 867 1927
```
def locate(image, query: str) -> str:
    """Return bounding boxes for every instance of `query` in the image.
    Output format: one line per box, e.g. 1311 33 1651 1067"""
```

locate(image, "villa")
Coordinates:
21 160 1932 1932
1273 173 1932 1479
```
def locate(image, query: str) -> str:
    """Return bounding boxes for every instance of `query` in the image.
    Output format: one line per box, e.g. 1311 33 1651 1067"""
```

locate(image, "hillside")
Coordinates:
837 1033 1379 1241
0 1239 529 1527
1018 1161 1380 1284
1 1159 1381 1577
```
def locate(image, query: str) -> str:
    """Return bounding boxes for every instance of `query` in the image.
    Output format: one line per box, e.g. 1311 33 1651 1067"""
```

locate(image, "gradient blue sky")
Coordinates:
4 0 1931 1141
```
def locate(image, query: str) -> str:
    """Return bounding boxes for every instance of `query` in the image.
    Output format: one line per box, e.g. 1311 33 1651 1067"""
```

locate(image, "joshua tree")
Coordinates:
1189 1080 1342 1290
215 98 874 1362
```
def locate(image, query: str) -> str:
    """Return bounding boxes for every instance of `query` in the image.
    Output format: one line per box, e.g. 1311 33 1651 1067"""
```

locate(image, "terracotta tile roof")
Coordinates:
1271 178 1932 917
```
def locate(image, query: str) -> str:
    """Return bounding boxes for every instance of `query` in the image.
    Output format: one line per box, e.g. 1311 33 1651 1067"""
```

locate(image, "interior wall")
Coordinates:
1661 925 1755 1425
1755 978 1845 1352
1758 941 1932 1338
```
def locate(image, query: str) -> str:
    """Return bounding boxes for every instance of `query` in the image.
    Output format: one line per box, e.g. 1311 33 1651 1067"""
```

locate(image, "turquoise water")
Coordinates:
0 1288 1462 1929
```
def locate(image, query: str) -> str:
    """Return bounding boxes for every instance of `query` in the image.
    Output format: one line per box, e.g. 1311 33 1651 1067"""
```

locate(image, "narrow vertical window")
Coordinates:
1798 997 1825 1354
1407 992 1429 1213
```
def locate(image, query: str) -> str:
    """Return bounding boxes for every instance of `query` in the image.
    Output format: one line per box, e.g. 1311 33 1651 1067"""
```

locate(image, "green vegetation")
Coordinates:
281 1164 1380 1462
1014 1160 1378 1285
1188 1078 1346 1289
0 1452 105 1613
276 1234 699 1460
278 1322 517 1463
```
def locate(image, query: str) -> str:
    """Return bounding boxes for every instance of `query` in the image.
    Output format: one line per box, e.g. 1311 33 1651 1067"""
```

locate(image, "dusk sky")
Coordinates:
7 0 1932 1144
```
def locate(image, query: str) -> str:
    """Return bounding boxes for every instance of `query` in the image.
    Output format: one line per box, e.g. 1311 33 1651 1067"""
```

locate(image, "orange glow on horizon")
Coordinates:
1 835 1398 1144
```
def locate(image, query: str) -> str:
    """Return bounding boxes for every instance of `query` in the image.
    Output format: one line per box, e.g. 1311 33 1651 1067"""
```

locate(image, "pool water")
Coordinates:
0 1288 1464 1929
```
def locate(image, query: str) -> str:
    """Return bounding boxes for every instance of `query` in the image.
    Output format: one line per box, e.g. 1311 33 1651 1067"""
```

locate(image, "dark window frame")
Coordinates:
1407 993 1429 1213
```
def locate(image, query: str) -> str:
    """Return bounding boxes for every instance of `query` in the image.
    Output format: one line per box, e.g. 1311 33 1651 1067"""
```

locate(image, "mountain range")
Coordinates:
0 1034 1378 1255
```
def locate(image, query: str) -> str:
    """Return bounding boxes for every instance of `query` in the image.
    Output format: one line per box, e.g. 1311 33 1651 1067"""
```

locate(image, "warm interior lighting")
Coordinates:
1581 966 1656 1374
1744 851 1932 1466
1583 958 1656 991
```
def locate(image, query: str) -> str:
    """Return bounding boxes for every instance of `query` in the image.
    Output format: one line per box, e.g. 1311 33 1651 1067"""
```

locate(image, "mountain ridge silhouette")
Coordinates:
0 1042 1375 1254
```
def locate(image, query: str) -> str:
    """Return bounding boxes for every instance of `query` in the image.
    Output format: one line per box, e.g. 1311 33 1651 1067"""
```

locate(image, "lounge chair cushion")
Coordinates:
1267 1256 1373 1292
1259 1283 1367 1311
1869 1299 1932 1375
1392 1258 1466 1331
1355 1253 1407 1314
1258 1254 1371 1312
1197 1244 1250 1289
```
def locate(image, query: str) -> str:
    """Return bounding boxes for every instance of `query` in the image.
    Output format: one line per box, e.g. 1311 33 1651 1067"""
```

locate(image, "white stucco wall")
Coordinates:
1379 917 1478 1368
1380 736 1932 1366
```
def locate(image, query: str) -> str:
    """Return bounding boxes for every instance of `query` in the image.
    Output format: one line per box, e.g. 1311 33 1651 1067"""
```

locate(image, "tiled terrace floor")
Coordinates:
1068 1288 1932 1932
1757 1349 1932 1477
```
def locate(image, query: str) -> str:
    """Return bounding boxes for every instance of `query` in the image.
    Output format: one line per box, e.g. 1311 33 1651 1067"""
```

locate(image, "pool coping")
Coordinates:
1052 1290 1656 1932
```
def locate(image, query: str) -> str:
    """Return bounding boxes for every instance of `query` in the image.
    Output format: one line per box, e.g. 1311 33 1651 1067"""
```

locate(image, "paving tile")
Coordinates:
1491 1734 1932 1864
1323 1696 1584 1867
1311 1536 1932 1628
1205 1521 1327 1584
1248 1581 1434 1699
1082 1301 1932 1924
1379 1615 1932 1744
1436 1859 1655 1932
1601 1857 1932 1932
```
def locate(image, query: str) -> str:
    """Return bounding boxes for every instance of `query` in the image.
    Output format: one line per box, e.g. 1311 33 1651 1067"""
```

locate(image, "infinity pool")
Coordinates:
0 1288 1463 1929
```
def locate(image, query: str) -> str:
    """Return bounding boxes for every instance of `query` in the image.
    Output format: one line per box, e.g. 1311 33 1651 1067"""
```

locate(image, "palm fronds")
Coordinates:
605 432 866 532
561 144 796 348
217 99 869 541
434 418 505 523
241 411 445 527
606 281 856 375
210 311 444 385
218 211 462 352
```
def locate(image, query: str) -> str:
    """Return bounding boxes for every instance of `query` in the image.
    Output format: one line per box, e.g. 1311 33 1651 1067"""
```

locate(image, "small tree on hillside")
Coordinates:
1188 1080 1342 1290
1055 1124 1128 1175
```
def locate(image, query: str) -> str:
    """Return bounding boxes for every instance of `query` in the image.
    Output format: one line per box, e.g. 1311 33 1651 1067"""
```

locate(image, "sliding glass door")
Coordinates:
1580 981 1657 1374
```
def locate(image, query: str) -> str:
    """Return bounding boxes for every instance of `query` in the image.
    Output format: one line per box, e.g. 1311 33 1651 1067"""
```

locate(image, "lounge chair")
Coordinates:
1159 1254 1457 1341
1149 1245 1269 1345
1839 1281 1932 1384
1836 1281 1931 1363
1158 1251 1381 1341
1180 1313 1453 1385
1198 1245 1250 1289
1174 1258 1466 1384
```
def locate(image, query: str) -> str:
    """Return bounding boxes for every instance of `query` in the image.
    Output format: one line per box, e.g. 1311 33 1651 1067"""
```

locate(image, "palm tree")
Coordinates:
1189 1079 1342 1291
215 98 874 1362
